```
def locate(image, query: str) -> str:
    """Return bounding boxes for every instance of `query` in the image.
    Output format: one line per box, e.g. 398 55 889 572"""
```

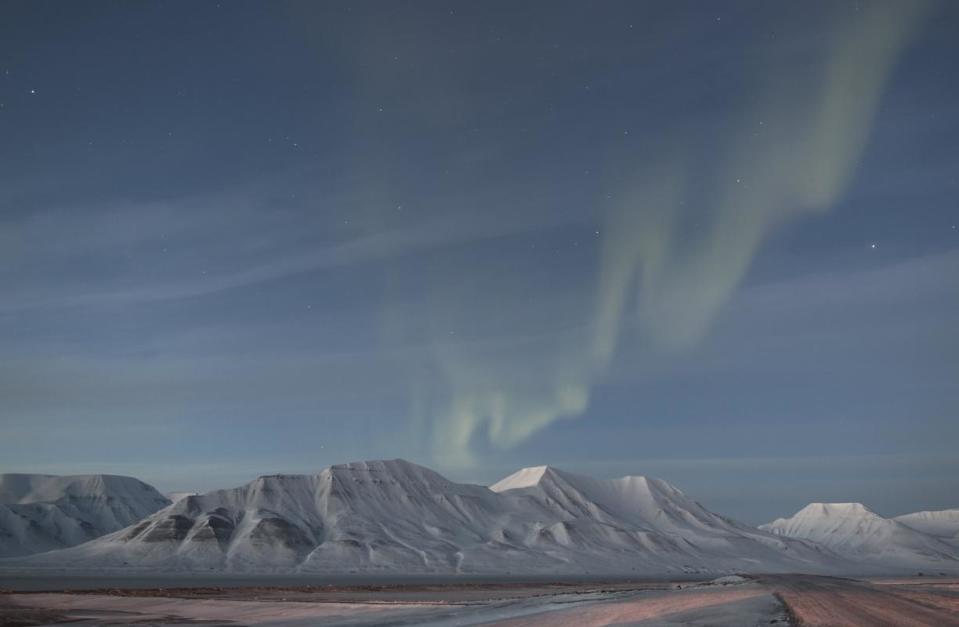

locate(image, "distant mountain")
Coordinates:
10 460 850 575
166 492 198 503
895 509 959 545
0 474 170 558
14 460 545 573
7 463 957 576
490 466 840 574
760 503 959 572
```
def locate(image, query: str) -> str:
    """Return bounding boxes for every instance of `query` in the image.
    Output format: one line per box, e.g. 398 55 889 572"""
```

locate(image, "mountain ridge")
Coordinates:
0 473 171 558
3 461 956 576
760 501 959 572
894 509 959 543
1 459 845 575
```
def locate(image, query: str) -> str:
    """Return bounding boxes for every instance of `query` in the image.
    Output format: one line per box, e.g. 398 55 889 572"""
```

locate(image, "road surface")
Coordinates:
762 574 959 627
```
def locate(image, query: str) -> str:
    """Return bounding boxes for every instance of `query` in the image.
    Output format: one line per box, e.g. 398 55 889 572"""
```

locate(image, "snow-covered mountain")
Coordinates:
7 462 956 576
489 466 840 574
9 460 848 576
0 474 170 558
895 509 959 545
760 503 959 572
13 460 545 573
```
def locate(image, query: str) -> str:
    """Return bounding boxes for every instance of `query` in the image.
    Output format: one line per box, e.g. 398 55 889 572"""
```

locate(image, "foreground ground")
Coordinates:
761 574 959 627
1 574 957 626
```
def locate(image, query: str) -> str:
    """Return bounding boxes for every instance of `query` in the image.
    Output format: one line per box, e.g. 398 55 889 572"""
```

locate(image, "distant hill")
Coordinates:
760 502 959 572
895 509 959 545
0 473 170 557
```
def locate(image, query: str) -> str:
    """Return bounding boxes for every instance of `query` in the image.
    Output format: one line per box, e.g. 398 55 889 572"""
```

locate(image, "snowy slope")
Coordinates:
760 503 959 572
895 509 959 545
14 460 551 573
490 466 841 575
0 474 170 557
10 460 852 576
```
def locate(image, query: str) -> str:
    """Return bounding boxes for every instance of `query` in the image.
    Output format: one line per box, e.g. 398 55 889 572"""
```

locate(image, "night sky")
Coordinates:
1 1 957 524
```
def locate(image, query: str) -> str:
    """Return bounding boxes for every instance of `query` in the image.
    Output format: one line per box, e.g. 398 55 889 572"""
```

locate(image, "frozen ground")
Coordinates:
4 574 958 625
0 576 787 626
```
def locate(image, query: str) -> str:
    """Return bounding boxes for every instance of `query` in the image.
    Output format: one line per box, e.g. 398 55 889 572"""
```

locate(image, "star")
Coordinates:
870 243 878 249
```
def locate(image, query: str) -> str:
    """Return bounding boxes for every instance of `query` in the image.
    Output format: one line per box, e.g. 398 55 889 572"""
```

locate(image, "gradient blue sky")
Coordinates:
1 1 957 524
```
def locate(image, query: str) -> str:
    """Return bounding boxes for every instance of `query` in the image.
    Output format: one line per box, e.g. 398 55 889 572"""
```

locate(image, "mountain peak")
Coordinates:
489 465 561 492
325 458 444 478
327 458 426 472
760 500 959 568
321 458 458 490
794 502 878 518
